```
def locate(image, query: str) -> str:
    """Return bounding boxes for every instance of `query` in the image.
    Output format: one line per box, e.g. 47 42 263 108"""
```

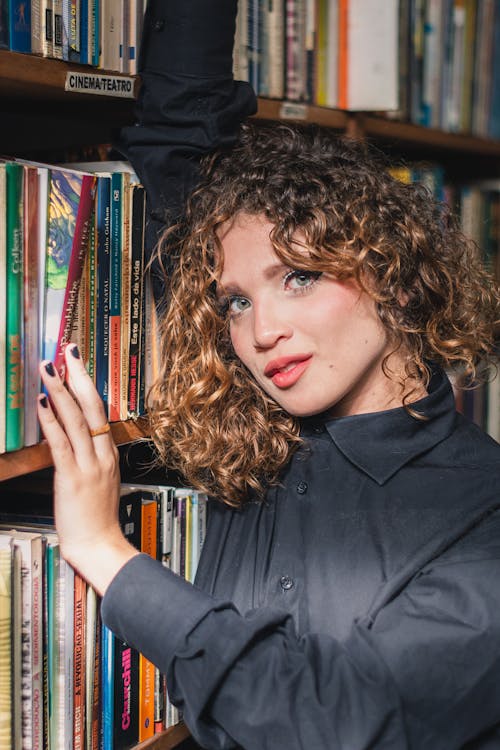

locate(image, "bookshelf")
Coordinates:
1 45 499 750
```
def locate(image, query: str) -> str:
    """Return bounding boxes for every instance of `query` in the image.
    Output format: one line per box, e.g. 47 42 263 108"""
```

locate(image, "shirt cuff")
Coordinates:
100 553 219 673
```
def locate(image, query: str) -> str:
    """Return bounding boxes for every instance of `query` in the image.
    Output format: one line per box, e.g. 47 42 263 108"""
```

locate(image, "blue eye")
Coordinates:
284 270 322 290
229 296 251 315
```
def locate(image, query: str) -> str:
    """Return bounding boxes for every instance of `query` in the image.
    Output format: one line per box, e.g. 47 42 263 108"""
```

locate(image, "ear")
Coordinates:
397 290 410 307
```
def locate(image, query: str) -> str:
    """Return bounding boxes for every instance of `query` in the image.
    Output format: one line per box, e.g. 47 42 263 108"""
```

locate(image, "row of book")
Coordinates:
1 157 151 455
233 0 500 138
389 162 500 442
0 482 207 750
0 0 144 73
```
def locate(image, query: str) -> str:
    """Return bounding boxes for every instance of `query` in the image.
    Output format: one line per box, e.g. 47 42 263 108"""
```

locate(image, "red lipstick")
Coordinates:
264 354 312 389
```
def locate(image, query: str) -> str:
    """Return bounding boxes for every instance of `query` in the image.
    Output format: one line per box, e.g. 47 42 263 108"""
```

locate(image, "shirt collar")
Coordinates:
301 368 457 485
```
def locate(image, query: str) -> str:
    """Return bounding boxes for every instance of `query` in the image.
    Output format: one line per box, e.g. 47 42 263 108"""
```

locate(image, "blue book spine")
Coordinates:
91 0 98 65
8 0 30 51
100 625 115 750
95 175 111 408
79 0 88 63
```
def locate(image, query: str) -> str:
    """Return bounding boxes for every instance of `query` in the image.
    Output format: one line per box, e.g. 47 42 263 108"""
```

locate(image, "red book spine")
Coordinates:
53 174 97 379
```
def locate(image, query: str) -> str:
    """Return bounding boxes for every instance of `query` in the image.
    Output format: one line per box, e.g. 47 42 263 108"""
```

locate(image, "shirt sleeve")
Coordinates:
116 0 257 276
101 511 500 750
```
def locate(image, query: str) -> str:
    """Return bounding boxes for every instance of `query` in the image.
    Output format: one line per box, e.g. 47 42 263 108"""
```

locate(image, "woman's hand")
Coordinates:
37 344 139 595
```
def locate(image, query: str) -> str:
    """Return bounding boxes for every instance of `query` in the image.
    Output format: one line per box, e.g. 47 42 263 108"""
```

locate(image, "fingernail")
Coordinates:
70 345 81 359
39 395 48 408
44 362 55 376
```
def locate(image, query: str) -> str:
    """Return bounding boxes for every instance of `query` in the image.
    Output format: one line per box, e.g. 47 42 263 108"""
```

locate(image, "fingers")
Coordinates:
64 345 111 441
37 392 78 474
39 356 97 468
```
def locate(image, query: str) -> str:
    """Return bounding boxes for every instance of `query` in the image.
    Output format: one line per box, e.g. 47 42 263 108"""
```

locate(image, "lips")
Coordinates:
264 354 312 389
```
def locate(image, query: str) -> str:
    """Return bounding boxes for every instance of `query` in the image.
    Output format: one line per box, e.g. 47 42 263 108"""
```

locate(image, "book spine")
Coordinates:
68 0 80 61
85 211 97 381
119 177 131 421
108 173 123 422
0 165 6 455
5 162 24 452
23 167 40 448
0 0 9 48
113 493 141 750
52 0 63 57
79 0 87 63
95 175 111 408
127 186 145 418
0 547 12 748
100 626 114 750
73 574 87 750
8 0 31 51
138 498 157 742
53 174 96 380
31 0 42 53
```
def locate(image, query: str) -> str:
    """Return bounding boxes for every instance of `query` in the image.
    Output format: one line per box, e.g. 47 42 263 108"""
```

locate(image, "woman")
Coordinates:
38 1 500 748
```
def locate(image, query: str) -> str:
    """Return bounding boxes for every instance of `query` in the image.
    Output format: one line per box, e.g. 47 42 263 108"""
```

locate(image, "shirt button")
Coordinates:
280 575 294 591
313 425 323 434
153 19 165 31
296 481 308 494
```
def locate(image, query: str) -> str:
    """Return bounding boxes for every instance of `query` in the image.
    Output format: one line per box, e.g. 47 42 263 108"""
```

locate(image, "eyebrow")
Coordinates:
218 262 288 298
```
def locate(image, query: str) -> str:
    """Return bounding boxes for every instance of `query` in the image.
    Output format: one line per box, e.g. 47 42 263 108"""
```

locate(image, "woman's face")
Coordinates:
218 213 412 419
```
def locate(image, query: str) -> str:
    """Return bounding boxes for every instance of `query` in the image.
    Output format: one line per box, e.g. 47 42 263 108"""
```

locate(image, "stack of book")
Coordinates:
0 482 207 750
0 0 144 73
0 158 150 455
233 0 500 137
390 162 500 441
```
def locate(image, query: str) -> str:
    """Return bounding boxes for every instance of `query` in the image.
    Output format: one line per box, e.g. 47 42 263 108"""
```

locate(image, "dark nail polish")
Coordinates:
45 362 55 376
70 345 81 359
39 395 48 408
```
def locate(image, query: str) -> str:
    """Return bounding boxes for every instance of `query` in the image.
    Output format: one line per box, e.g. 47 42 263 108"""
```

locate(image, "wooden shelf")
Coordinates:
255 97 500 159
135 723 191 750
0 419 150 482
0 49 138 102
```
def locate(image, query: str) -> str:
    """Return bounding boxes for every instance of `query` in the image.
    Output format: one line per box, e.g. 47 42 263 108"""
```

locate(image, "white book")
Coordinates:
0 539 13 750
343 0 399 112
0 530 43 750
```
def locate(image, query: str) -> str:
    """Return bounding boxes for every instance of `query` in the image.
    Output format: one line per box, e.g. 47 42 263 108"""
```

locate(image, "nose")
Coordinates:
252 299 293 349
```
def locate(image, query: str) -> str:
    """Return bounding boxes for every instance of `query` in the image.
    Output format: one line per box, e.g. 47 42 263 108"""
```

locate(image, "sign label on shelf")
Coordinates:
65 72 135 98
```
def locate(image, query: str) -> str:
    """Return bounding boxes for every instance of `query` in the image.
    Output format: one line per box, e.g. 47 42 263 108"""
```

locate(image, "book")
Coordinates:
73 574 86 750
84 586 99 750
5 161 24 452
42 168 96 380
138 495 157 741
0 542 13 750
127 185 145 418
113 490 142 750
95 174 111 408
0 529 43 750
337 0 399 112
8 0 31 51
0 164 6 454
23 165 41 447
0 0 8 48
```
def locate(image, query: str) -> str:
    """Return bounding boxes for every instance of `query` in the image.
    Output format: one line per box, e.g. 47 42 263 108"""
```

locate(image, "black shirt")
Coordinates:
103 369 500 749
105 2 500 748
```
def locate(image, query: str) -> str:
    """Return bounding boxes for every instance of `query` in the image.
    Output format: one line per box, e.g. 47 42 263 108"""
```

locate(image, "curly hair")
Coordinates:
147 121 500 507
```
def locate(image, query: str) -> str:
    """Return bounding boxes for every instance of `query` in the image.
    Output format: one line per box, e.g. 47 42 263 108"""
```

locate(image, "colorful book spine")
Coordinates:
23 165 40 448
127 185 145 418
73 574 86 750
108 172 123 422
53 173 96 379
0 164 6 454
138 496 157 742
113 491 141 750
5 162 24 452
95 175 111 408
